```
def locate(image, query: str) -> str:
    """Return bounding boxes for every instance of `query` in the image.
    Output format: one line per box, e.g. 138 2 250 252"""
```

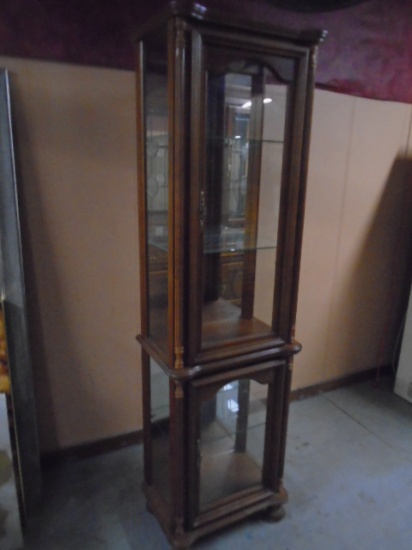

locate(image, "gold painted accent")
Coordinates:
174 383 184 400
175 20 187 50
174 346 184 370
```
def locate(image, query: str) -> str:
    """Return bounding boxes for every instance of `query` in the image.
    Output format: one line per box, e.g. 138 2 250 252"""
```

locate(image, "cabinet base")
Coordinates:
263 504 286 523
143 483 288 549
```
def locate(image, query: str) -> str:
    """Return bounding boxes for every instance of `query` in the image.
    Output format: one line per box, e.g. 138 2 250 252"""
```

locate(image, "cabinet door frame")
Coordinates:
187 359 288 528
186 22 313 366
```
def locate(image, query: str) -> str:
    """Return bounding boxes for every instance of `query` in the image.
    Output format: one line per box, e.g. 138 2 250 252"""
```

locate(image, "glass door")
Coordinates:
201 67 289 350
187 361 287 527
188 35 300 362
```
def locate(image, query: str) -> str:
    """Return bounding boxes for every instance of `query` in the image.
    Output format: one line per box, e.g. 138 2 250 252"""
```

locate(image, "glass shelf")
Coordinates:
208 136 284 146
147 227 277 256
148 135 284 151
204 226 276 254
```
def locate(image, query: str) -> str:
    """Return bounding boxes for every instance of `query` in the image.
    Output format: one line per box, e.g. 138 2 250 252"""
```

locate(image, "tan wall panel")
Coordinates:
1 56 411 448
324 96 412 380
295 90 412 390
0 57 141 451
294 90 355 389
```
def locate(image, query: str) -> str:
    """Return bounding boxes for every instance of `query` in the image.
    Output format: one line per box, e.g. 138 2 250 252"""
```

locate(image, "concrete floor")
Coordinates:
23 377 412 549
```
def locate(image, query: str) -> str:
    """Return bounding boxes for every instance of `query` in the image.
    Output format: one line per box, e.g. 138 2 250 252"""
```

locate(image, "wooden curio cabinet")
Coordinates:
136 3 324 547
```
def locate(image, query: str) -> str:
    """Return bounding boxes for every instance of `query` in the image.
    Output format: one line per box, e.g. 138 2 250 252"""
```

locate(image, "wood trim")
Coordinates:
290 365 393 402
274 52 310 342
187 26 205 363
142 349 153 486
286 45 318 343
171 16 188 370
136 40 149 340
40 430 144 470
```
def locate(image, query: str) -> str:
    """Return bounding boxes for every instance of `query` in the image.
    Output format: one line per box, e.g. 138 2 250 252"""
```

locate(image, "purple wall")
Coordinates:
0 0 411 103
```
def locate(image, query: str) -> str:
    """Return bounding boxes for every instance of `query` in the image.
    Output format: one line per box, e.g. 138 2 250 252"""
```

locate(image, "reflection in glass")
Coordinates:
201 65 290 350
150 358 170 503
199 379 268 508
145 55 169 352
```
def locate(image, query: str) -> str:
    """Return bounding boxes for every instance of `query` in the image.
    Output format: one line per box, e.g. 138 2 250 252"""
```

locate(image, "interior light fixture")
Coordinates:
242 98 272 108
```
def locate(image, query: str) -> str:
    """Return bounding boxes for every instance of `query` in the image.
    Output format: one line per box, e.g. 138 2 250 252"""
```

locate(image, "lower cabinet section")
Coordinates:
142 353 291 548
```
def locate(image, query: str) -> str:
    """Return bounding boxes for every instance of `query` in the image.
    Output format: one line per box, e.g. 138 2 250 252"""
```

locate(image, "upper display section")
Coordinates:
136 5 322 369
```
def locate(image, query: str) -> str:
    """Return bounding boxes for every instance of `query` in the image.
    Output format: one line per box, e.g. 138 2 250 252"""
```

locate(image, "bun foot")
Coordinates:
265 505 285 523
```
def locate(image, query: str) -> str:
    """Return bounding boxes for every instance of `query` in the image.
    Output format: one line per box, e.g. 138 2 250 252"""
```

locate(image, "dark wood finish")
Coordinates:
264 361 287 490
188 26 207 362
136 4 324 547
141 350 153 486
136 41 149 342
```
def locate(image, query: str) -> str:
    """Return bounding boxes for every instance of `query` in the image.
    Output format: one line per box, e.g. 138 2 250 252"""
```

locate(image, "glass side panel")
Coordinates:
199 379 268 508
145 48 169 352
150 358 170 504
201 65 290 350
